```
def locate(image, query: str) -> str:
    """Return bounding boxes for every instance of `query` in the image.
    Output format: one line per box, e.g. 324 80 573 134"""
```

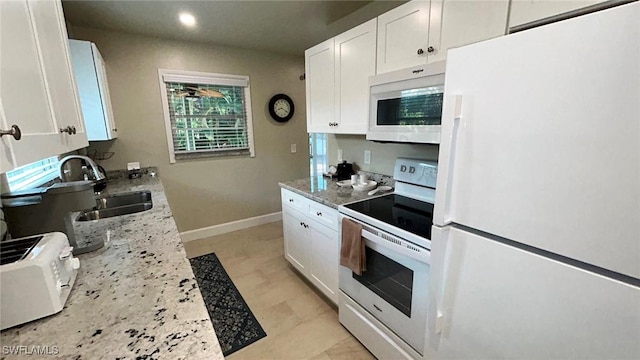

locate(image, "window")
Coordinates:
158 69 255 163
5 156 59 191
310 133 327 177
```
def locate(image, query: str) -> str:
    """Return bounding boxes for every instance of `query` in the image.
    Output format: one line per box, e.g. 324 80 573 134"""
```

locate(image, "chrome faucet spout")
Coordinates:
59 155 106 182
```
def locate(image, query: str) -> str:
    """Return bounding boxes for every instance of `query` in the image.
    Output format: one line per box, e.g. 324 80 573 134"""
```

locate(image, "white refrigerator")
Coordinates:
429 2 640 359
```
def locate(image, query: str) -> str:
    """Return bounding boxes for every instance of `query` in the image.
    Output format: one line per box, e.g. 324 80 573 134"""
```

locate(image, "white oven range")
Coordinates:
338 158 437 359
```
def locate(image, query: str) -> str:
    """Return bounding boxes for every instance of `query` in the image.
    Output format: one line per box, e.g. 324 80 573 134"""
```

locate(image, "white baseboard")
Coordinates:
180 212 282 242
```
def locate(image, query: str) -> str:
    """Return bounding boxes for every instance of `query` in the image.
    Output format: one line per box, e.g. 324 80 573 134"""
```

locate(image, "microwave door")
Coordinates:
367 74 445 144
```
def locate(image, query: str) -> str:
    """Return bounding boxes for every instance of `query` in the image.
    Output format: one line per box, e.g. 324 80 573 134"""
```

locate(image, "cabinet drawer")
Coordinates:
281 188 309 212
308 201 338 229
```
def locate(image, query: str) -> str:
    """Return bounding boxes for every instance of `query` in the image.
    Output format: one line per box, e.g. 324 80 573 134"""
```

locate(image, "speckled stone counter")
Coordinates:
0 174 223 360
278 172 394 209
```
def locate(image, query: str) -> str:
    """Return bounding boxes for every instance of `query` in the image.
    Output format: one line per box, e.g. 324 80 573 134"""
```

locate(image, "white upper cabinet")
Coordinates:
69 40 118 141
333 19 377 134
377 1 435 74
305 39 335 133
0 0 87 173
429 0 509 63
377 0 510 72
509 0 606 28
306 19 377 134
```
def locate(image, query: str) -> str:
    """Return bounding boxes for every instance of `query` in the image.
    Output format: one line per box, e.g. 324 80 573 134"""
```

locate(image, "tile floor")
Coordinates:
183 221 375 360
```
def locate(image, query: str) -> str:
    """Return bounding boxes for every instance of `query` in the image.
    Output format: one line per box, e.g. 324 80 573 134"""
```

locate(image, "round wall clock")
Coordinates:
268 94 294 123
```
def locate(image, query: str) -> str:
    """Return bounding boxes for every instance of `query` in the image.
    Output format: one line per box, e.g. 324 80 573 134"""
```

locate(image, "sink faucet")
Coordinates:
59 155 106 182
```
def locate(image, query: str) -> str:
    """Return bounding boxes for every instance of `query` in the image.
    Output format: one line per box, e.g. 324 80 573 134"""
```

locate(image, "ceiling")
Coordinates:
62 0 405 56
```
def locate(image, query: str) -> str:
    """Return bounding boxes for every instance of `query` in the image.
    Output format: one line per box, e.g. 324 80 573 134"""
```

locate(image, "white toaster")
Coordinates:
0 232 80 330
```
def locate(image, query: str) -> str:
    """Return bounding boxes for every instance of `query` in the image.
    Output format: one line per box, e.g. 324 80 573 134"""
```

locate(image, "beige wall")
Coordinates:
328 135 439 176
70 26 309 232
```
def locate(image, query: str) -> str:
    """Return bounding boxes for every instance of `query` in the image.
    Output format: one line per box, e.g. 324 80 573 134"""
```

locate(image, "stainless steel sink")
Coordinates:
76 190 153 221
95 190 152 209
77 203 153 221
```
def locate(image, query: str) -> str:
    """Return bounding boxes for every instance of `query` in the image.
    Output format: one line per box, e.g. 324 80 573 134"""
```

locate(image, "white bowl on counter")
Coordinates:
352 180 377 192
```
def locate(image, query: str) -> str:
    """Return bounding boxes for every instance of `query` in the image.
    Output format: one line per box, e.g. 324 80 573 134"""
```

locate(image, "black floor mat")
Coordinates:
189 252 266 356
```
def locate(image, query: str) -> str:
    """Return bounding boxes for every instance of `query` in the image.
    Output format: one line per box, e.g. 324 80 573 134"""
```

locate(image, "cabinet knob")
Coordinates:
417 48 424 55
0 124 22 140
427 46 435 53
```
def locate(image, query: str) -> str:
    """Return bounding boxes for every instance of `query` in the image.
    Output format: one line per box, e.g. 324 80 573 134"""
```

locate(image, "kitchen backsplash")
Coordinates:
328 134 440 176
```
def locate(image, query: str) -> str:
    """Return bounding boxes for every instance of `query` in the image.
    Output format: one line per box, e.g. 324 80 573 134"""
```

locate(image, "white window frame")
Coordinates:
158 69 256 163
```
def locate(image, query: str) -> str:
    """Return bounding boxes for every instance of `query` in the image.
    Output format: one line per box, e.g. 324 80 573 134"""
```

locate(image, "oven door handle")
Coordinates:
361 229 431 264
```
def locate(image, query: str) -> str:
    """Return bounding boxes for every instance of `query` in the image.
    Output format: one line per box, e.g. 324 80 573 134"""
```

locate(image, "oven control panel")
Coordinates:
393 158 437 188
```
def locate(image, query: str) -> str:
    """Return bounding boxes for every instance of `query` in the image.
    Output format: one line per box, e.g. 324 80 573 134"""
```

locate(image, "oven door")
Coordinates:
339 215 430 354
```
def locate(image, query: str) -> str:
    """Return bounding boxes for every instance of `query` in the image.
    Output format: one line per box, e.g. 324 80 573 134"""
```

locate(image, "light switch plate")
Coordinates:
127 162 141 170
364 150 371 165
337 149 343 163
290 144 297 153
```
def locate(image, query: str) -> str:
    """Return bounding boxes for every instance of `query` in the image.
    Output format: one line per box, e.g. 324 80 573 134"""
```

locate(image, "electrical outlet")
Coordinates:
127 162 141 170
364 150 371 165
290 143 297 153
337 149 343 163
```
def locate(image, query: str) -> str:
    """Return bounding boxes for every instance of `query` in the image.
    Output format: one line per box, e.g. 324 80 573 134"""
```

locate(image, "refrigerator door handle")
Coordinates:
441 95 463 224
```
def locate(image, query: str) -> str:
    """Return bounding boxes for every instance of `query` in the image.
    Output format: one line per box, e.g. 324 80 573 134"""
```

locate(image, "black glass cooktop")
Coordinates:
344 194 434 239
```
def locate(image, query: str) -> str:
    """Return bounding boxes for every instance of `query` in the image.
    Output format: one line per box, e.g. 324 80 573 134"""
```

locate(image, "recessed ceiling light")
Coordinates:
179 12 196 27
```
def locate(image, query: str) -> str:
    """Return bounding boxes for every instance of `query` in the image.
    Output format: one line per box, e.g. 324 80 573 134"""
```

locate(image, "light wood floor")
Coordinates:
183 221 375 360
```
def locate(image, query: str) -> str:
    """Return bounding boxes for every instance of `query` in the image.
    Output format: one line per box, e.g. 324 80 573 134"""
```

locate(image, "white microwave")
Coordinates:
367 61 446 144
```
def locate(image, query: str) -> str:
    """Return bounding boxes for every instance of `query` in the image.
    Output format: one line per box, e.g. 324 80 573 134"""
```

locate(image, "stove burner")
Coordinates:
0 235 43 265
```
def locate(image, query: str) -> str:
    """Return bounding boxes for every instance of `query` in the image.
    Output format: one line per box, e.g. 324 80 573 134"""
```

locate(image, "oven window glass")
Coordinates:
353 247 413 317
376 85 444 126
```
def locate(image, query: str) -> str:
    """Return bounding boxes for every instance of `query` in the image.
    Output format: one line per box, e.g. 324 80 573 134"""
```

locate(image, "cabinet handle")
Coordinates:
300 221 303 226
316 212 322 216
60 126 77 135
417 48 424 55
289 198 294 202
0 125 22 140
112 128 118 132
427 46 435 53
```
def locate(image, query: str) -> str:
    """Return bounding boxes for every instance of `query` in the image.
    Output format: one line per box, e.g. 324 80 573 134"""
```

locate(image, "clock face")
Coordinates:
268 94 294 122
273 99 290 118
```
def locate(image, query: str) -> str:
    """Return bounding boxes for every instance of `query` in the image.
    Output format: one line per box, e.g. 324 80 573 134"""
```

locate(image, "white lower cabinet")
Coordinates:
281 188 339 304
308 220 339 302
283 207 310 274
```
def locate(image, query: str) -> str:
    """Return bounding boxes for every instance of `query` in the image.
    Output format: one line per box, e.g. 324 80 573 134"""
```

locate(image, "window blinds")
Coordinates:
164 81 250 157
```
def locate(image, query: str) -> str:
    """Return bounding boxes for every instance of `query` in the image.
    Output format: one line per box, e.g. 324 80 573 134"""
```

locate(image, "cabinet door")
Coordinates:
283 207 310 275
0 99 16 173
376 0 430 74
28 0 88 153
309 221 339 304
0 0 65 167
92 44 118 140
509 0 605 28
428 0 509 64
428 226 640 359
333 19 377 135
305 39 335 133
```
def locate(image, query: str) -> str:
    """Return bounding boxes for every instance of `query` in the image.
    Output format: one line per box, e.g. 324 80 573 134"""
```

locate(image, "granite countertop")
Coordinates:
0 173 223 360
278 172 394 209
